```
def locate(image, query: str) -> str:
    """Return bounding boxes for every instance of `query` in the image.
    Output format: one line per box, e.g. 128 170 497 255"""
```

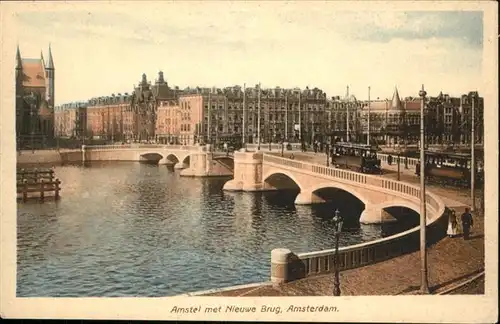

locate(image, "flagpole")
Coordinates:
257 83 261 150
298 89 302 142
207 92 211 144
368 86 371 145
285 91 288 141
346 85 350 142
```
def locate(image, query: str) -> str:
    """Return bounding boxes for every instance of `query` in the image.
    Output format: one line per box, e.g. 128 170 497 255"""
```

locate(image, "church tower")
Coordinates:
15 45 23 138
45 44 55 108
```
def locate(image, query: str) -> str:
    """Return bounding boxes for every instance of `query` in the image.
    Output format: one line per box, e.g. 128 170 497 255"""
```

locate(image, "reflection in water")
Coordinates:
17 163 415 297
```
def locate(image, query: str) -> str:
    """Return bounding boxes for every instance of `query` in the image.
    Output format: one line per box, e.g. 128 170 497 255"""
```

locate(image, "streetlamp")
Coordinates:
418 84 430 294
281 140 284 157
470 92 476 213
332 209 343 296
326 143 330 167
397 151 401 181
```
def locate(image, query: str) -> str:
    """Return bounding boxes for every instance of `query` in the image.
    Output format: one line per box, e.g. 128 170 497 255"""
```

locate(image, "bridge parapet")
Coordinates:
262 153 448 285
224 151 443 224
83 144 205 152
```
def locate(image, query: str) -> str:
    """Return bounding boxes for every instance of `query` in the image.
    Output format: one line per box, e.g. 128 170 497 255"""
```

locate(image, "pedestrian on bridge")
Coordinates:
460 208 474 240
447 210 458 238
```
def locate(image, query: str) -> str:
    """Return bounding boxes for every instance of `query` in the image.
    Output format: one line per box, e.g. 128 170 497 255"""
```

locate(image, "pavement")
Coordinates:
204 151 485 296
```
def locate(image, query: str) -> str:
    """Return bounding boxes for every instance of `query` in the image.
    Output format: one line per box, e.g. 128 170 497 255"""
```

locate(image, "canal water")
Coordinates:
17 162 418 297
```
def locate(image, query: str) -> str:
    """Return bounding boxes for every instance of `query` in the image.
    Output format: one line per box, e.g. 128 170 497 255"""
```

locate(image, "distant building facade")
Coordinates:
15 45 55 148
51 69 483 149
54 101 87 138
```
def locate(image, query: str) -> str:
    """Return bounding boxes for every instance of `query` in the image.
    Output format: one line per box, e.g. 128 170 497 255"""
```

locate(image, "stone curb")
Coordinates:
437 270 485 295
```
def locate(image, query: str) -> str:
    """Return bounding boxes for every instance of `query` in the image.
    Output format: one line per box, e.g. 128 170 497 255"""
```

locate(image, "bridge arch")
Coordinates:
181 155 191 166
309 182 370 207
376 200 421 216
165 153 180 164
139 152 164 164
262 170 303 191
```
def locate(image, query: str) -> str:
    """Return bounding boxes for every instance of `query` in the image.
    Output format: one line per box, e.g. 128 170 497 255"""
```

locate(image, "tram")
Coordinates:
415 151 484 186
330 142 382 174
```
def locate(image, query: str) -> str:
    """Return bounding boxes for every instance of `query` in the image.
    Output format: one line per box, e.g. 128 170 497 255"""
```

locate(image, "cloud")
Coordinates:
346 11 483 48
12 5 484 104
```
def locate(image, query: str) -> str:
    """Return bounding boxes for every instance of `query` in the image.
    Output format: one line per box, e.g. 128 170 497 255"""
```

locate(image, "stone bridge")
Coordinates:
223 150 444 224
82 144 234 177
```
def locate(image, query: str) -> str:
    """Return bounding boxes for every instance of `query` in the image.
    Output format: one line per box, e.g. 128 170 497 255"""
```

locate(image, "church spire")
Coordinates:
16 44 22 69
157 71 165 84
47 43 54 69
391 86 403 110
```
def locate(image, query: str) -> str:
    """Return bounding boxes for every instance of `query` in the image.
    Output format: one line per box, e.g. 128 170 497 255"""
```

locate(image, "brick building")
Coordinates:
161 85 328 147
130 72 181 142
15 45 55 148
54 101 87 138
86 93 134 141
155 99 180 144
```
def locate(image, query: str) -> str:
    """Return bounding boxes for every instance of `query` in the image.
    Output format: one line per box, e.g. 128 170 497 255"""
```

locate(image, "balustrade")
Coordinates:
265 152 447 283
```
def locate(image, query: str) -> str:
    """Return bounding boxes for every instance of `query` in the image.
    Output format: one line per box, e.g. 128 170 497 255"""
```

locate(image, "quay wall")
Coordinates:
17 150 63 165
272 196 447 284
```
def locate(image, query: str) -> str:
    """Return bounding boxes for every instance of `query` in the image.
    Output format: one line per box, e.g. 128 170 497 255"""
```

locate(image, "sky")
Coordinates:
10 2 484 105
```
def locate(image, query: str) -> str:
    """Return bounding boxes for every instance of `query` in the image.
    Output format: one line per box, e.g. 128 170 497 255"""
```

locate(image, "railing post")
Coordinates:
55 179 61 200
40 180 45 202
23 180 28 202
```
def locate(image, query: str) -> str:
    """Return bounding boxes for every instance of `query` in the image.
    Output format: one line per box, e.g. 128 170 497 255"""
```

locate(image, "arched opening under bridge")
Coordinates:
379 206 421 237
182 155 191 168
262 172 301 205
310 187 366 229
140 153 163 164
263 172 301 191
165 154 180 165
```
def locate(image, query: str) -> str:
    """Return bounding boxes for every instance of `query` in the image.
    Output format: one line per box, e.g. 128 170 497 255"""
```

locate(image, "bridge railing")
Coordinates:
264 153 448 282
83 144 205 151
377 153 419 168
245 143 303 152
263 154 368 186
263 153 432 201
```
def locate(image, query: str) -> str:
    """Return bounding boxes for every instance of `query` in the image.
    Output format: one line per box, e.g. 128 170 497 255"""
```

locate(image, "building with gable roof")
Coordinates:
15 44 56 148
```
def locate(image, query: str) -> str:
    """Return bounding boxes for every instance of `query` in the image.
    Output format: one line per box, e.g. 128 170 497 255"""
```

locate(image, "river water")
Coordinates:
17 162 417 297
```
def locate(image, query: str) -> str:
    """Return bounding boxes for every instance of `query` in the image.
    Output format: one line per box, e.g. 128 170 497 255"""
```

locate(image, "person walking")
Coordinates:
461 208 474 240
387 154 393 166
447 210 459 238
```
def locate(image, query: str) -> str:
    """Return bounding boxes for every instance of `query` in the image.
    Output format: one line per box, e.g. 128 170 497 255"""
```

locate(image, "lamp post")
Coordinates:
367 86 371 145
418 84 430 294
397 151 401 181
471 92 476 213
326 143 330 167
257 83 261 150
332 209 343 296
281 140 284 157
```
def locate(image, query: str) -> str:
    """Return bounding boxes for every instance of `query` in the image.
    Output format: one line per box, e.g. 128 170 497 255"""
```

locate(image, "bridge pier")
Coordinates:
359 206 398 224
294 191 327 205
223 150 266 191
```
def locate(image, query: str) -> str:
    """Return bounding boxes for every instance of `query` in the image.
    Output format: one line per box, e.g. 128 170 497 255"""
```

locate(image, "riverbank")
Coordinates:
16 149 82 166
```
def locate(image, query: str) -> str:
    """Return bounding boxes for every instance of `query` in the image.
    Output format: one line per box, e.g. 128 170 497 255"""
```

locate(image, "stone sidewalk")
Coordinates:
204 152 484 296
